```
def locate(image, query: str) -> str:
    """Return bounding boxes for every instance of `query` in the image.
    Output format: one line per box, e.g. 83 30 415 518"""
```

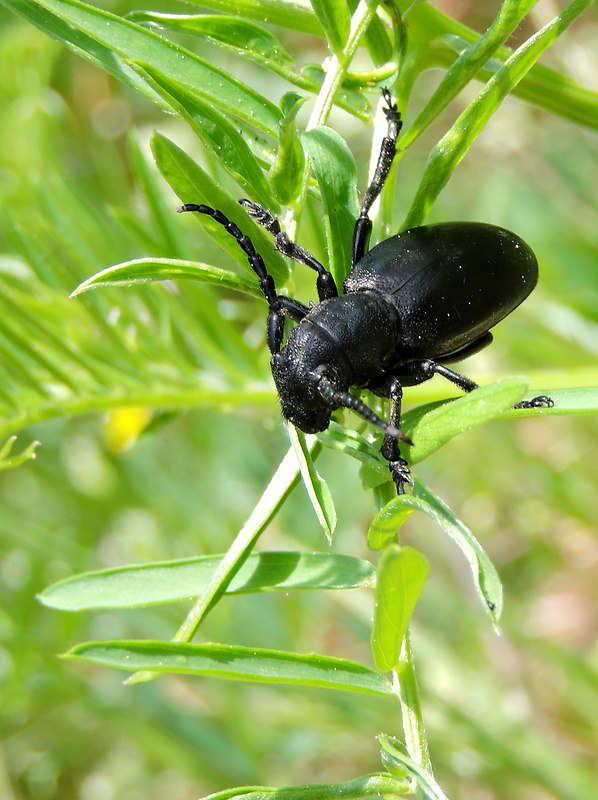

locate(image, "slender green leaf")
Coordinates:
129 12 297 73
72 258 262 300
129 0 324 38
193 773 410 800
371 544 429 673
402 0 598 130
151 132 289 284
288 426 337 541
368 479 503 624
39 551 375 610
404 0 595 226
270 93 307 204
302 127 359 286
507 386 598 415
309 0 350 54
399 0 538 154
0 0 282 134
67 640 393 695
404 377 530 465
132 62 278 210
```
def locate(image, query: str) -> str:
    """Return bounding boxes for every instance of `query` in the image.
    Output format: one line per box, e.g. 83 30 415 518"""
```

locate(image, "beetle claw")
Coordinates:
389 458 413 495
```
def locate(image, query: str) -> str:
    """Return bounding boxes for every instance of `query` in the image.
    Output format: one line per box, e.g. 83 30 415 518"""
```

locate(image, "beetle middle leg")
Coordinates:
240 200 338 301
381 379 413 495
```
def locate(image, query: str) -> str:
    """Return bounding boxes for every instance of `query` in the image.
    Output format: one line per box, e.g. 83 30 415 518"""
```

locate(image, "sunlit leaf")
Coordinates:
67 640 393 695
371 544 429 672
368 479 503 624
40 551 375 610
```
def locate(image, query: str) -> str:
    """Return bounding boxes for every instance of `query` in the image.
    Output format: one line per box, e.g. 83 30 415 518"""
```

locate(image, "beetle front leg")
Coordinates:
381 379 413 495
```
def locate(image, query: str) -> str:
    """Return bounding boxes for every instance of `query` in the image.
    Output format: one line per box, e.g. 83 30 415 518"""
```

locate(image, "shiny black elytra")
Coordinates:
179 90 552 494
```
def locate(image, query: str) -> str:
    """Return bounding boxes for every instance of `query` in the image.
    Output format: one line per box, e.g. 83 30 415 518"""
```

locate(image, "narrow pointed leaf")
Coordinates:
309 0 350 54
66 640 393 695
289 426 337 541
39 551 375 610
368 480 503 624
302 127 359 287
404 377 530 465
151 132 289 284
131 62 278 210
129 12 296 73
72 258 261 299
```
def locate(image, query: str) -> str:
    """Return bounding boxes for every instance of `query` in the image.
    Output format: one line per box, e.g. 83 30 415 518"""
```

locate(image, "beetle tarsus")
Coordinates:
514 395 554 409
388 458 413 495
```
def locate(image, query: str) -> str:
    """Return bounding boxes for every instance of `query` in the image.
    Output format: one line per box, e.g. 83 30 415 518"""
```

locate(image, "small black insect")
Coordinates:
179 90 552 494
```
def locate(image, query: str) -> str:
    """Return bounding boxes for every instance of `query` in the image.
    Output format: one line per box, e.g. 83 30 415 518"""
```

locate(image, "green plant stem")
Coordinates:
281 0 385 239
392 632 432 779
307 0 388 129
127 440 321 684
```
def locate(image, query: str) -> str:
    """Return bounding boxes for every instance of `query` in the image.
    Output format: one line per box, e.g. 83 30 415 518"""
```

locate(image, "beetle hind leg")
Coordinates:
381 379 413 495
407 358 554 410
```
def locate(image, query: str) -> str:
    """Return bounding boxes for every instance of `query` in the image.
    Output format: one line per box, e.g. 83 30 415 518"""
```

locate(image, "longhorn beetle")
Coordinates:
179 90 552 494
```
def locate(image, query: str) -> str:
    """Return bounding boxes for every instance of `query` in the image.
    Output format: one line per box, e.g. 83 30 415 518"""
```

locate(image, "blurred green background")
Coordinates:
1 2 598 799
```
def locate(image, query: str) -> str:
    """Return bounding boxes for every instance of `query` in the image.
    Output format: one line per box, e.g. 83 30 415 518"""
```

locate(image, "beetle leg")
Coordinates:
415 361 479 393
240 200 338 301
408 360 554 410
352 89 403 266
178 204 308 354
380 379 413 495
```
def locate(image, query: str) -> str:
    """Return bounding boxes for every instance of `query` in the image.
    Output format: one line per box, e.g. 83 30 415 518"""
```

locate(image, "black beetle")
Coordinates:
179 90 552 494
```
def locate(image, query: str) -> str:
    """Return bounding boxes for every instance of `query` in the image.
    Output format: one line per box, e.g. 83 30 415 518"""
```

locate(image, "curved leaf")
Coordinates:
40 551 376 610
302 127 359 286
131 62 278 210
151 132 289 284
72 258 262 299
67 640 393 695
368 479 503 625
371 544 429 673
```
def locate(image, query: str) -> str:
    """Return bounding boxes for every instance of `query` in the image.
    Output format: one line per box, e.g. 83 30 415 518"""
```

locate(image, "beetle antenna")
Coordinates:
317 378 412 444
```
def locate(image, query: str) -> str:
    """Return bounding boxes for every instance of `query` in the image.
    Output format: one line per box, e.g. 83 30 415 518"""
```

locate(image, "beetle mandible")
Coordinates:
179 90 552 495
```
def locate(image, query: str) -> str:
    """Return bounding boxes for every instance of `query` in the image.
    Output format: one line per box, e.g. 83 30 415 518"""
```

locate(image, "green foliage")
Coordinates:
0 1 598 799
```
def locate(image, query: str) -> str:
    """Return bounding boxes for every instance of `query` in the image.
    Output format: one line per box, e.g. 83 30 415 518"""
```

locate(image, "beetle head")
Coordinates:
271 347 410 443
271 352 338 434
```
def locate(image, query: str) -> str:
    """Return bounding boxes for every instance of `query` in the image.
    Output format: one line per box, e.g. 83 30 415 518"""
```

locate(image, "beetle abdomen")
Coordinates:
344 222 538 362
